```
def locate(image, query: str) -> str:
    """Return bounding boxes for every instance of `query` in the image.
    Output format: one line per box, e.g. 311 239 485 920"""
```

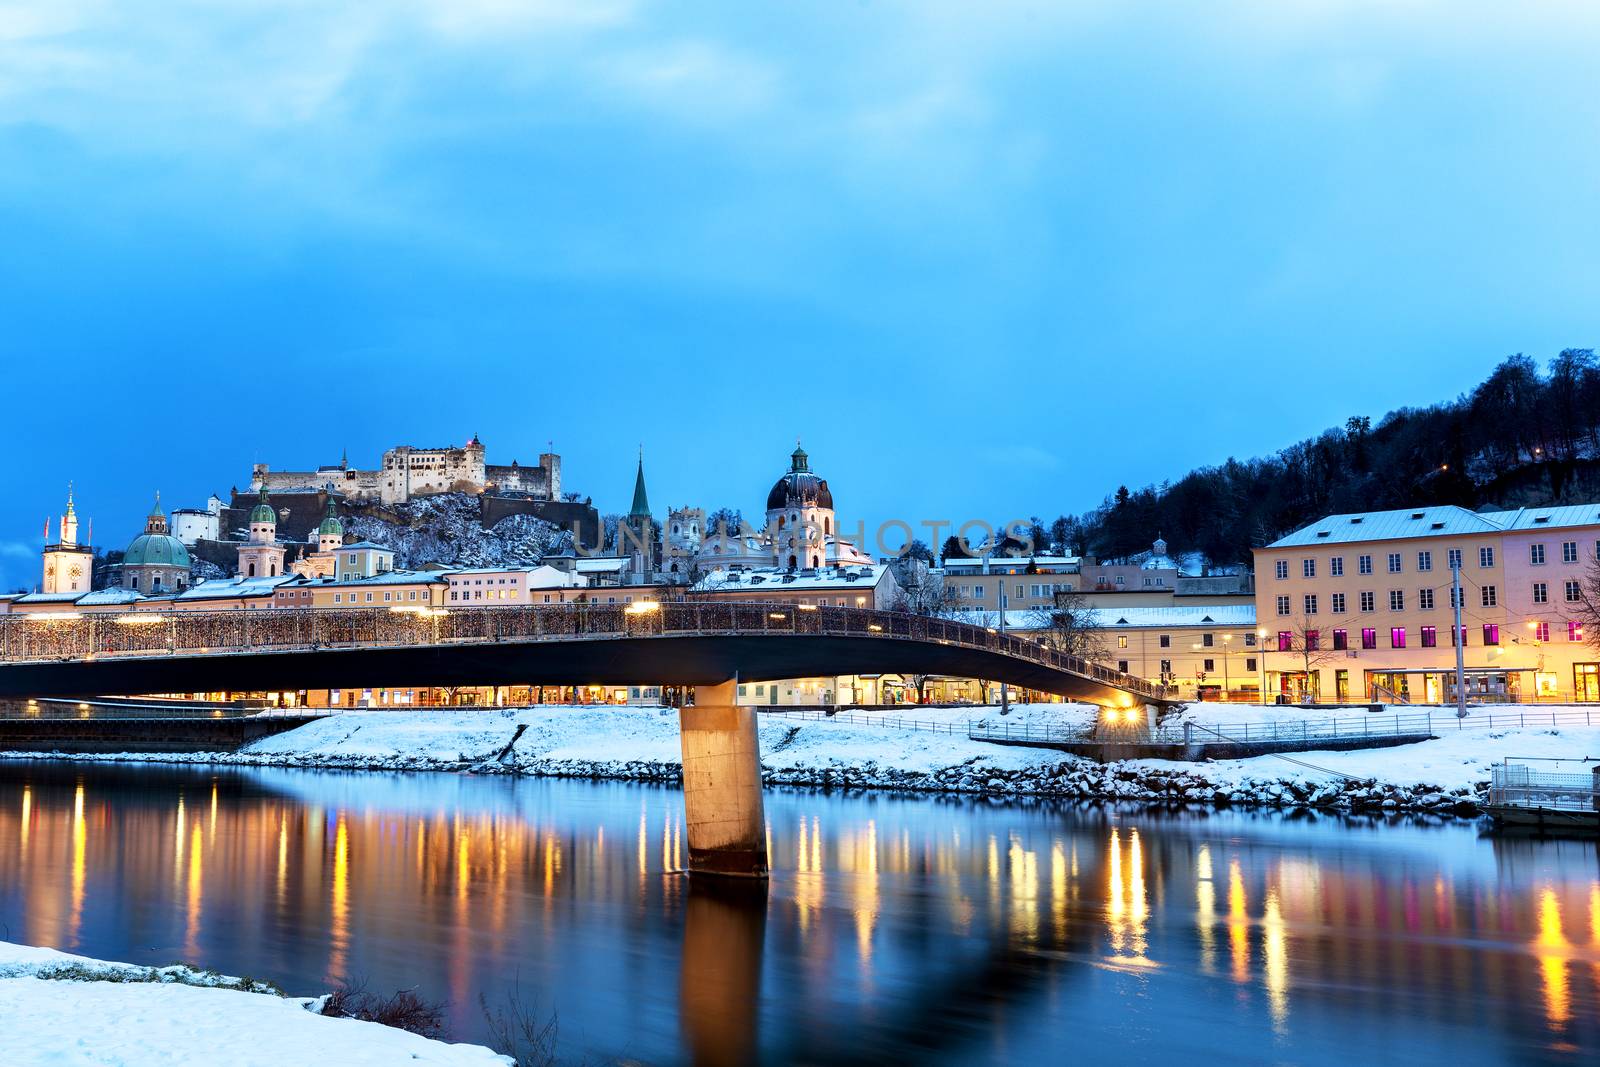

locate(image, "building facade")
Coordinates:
1254 504 1600 703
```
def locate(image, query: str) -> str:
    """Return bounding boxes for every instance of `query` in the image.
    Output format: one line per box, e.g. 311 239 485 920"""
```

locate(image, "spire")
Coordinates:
146 491 167 535
790 440 809 472
149 491 164 519
60 483 79 547
629 448 651 518
340 446 348 470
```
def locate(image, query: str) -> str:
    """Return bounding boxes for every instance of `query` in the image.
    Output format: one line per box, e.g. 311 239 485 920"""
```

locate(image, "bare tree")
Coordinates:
1572 555 1600 658
1263 616 1341 702
885 560 961 617
1029 590 1109 663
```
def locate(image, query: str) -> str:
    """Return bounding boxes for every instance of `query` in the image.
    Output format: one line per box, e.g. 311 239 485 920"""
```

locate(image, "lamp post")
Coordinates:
1257 627 1269 705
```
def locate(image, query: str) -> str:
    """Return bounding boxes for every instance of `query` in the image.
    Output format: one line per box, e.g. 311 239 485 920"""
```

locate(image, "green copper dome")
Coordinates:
123 532 191 569
250 487 276 524
318 496 344 537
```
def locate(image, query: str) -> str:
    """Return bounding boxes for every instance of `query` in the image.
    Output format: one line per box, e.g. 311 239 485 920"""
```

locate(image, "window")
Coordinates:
1419 588 1435 610
1305 630 1320 651
1563 541 1579 564
1331 592 1347 613
1360 591 1375 612
1530 544 1546 565
1421 625 1437 647
1202 633 1215 647
1159 634 1171 648
1387 553 1402 573
1447 548 1462 569
1451 625 1464 647
1276 595 1290 616
1358 555 1373 575
1275 560 1289 580
1330 556 1345 577
1159 659 1172 675
1533 582 1548 604
974 584 984 598
1390 627 1406 648
1479 546 1495 568
1119 660 1130 674
1302 559 1316 578
1388 590 1404 611
1450 586 1463 608
1482 624 1500 646
1117 635 1128 649
1566 580 1581 603
1332 628 1348 650
1245 658 1257 672
1569 621 1585 642
1361 627 1377 649
1244 632 1257 647
1481 585 1497 607
1277 631 1293 652
1303 594 1318 615
1202 658 1214 672
1533 621 1551 643
1417 550 1432 572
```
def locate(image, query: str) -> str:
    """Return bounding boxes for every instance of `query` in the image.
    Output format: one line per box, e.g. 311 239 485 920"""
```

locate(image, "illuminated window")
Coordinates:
1420 625 1437 647
1117 636 1128 648
1482 624 1499 646
1360 627 1377 650
1390 627 1406 648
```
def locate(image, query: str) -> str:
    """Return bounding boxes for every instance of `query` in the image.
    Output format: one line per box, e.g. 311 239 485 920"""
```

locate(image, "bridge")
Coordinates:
0 601 1173 877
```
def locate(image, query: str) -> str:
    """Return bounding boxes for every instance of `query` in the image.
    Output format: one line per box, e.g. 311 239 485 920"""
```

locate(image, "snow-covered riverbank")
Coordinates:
8 702 1600 816
0 941 508 1066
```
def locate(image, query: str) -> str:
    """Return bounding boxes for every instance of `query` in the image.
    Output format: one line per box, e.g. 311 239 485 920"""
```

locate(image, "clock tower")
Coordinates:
42 485 94 595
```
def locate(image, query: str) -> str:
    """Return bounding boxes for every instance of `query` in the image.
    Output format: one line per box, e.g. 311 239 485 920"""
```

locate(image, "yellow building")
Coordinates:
1254 504 1600 703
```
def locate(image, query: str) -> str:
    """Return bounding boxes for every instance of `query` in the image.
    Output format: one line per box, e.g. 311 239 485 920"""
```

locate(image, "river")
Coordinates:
0 760 1595 1065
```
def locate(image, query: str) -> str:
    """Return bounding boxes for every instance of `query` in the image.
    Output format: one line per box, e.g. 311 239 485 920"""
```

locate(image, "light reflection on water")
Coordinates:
0 761 1598 1065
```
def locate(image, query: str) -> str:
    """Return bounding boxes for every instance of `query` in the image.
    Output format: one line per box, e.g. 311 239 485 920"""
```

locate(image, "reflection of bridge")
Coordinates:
0 602 1173 877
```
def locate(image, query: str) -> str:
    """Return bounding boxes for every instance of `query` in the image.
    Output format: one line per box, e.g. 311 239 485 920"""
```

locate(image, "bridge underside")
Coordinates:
0 634 1159 708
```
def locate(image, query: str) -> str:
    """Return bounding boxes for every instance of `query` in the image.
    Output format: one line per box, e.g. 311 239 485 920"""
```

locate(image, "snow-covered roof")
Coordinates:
1483 504 1600 533
1268 506 1506 548
573 557 629 573
942 554 1080 573
173 575 297 600
693 565 890 594
334 541 392 552
10 591 88 605
78 587 147 605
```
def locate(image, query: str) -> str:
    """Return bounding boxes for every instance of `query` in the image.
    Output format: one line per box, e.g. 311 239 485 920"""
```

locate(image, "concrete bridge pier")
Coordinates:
679 680 768 878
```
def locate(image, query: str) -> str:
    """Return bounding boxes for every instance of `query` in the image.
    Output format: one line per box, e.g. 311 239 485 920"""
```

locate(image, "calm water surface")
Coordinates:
1 761 1597 1065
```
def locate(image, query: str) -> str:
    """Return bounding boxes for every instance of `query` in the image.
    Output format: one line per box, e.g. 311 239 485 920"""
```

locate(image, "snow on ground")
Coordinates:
0 942 509 1066
238 702 1600 797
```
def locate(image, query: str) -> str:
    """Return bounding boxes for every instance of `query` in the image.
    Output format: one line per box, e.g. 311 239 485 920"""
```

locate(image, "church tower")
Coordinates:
237 486 286 579
41 485 94 594
764 443 834 571
622 451 656 581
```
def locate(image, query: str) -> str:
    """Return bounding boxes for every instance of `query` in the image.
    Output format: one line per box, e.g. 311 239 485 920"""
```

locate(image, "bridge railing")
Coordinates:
0 602 1173 702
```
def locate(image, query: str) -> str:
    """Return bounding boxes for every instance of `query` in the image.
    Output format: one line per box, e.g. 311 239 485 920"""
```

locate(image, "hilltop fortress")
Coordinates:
251 435 560 506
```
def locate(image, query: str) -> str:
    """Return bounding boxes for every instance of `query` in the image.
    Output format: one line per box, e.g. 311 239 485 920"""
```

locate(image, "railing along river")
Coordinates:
0 603 1172 703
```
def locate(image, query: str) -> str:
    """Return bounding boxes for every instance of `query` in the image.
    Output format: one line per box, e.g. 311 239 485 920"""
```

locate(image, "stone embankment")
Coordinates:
8 748 1488 817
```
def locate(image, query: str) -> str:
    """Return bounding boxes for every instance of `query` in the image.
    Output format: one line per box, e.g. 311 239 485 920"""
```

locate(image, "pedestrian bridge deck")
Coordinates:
0 602 1173 708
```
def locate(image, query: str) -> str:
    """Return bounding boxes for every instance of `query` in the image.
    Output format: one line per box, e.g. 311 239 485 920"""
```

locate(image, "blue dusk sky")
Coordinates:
1 1 1598 588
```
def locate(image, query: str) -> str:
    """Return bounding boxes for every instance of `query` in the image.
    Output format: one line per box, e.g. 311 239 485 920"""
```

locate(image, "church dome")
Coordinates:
124 532 190 569
249 487 276 524
765 445 833 511
318 495 344 537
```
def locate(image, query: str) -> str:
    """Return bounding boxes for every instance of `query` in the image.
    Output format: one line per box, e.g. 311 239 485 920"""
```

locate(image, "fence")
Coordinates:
1489 760 1600 812
0 602 1172 703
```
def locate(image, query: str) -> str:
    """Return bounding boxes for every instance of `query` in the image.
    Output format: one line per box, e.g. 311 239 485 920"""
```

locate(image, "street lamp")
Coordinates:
1257 627 1269 705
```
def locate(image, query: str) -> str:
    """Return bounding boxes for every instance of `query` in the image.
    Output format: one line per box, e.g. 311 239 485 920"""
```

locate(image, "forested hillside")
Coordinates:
1057 350 1599 568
